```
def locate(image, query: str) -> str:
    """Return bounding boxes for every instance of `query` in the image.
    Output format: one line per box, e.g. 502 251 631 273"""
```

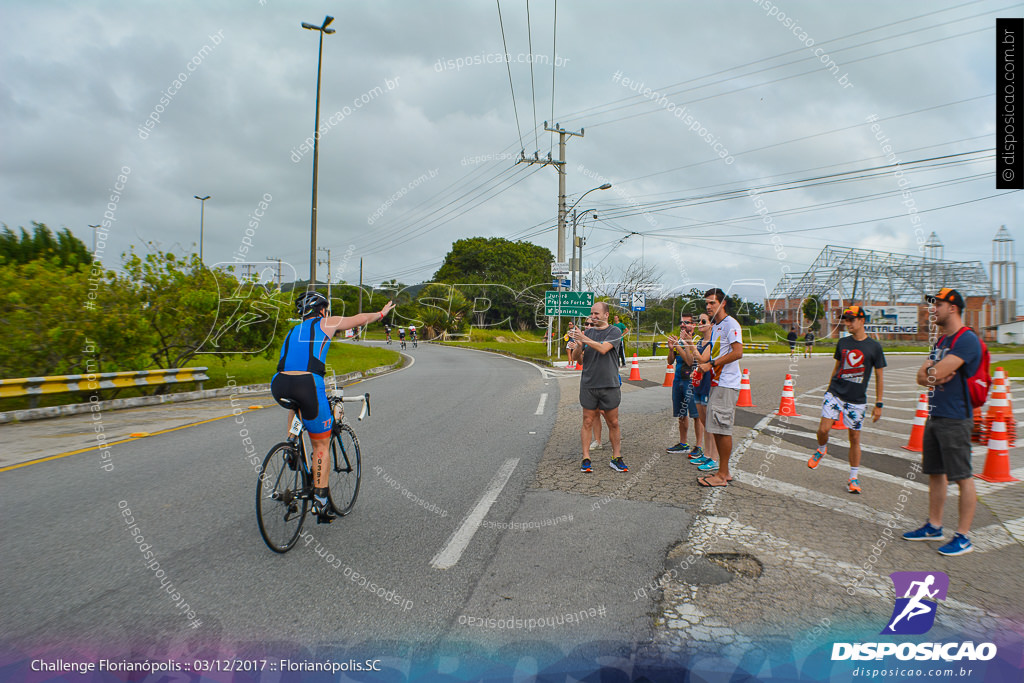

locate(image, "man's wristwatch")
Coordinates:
875 402 884 408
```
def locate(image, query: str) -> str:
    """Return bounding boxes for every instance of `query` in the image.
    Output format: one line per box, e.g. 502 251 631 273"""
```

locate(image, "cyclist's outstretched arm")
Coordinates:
324 301 394 335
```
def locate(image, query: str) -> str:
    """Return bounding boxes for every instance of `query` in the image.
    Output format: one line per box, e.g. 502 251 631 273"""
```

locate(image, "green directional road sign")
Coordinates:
545 290 594 317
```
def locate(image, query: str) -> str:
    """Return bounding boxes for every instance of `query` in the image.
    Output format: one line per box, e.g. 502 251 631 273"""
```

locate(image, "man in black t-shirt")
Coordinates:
804 330 815 358
787 328 798 359
807 305 886 494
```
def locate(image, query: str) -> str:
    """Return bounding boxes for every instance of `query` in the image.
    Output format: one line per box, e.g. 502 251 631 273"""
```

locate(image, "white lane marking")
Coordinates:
736 468 915 527
746 441 930 492
431 458 519 570
535 393 548 415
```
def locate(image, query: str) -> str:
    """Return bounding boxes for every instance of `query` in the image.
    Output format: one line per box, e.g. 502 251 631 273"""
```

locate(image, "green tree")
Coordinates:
408 283 472 339
0 222 93 268
802 295 826 332
433 237 552 330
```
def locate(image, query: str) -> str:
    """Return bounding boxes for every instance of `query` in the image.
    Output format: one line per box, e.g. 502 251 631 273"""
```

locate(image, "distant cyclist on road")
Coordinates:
398 326 407 349
384 324 392 344
410 325 418 348
270 291 394 523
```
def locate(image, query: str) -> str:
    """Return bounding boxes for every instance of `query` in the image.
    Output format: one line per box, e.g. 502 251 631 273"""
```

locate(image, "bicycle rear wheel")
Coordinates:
256 442 308 552
328 424 361 515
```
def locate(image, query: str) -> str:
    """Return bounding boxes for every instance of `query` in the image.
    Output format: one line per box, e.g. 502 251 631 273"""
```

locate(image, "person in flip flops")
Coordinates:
695 288 743 487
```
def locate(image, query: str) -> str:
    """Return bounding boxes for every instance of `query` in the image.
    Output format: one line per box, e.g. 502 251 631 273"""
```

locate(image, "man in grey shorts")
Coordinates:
903 288 982 556
568 301 628 473
693 288 744 487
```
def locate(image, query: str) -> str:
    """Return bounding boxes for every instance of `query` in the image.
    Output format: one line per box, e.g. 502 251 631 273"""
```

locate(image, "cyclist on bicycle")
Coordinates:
384 324 392 344
398 326 406 349
271 291 393 523
410 325 417 347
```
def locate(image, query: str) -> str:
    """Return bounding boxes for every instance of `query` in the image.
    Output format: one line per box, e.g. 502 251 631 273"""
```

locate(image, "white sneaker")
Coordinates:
589 440 603 451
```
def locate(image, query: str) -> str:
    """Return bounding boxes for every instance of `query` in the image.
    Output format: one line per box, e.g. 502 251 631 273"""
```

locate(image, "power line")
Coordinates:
549 0 557 156
495 0 524 153
526 0 539 153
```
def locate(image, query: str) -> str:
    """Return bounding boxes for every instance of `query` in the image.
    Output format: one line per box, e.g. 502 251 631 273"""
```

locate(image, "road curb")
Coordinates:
0 359 403 425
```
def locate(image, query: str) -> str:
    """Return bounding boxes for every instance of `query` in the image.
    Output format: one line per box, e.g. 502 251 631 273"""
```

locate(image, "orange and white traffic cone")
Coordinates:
985 373 1009 424
976 418 1020 483
629 353 642 381
776 374 800 416
902 393 928 452
662 363 675 387
1002 370 1017 447
736 368 755 407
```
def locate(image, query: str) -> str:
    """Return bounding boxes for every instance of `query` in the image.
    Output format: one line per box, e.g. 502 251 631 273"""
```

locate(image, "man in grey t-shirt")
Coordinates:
568 301 627 474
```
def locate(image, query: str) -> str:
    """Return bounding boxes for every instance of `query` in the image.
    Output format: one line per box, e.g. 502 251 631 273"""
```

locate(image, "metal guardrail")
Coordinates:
746 343 770 352
0 367 210 408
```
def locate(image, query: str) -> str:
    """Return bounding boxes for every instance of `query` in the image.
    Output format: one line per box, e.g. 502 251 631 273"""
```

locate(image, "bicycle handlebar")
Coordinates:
337 392 370 420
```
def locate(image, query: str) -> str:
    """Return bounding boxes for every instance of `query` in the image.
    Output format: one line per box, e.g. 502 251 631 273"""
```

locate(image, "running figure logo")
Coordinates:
881 571 949 635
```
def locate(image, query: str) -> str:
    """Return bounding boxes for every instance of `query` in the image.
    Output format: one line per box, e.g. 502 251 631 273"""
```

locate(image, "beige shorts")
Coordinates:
707 386 739 435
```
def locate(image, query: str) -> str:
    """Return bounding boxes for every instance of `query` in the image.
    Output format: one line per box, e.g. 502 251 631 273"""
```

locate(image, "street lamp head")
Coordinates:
322 27 336 34
322 15 334 28
195 195 210 201
301 22 318 30
599 183 612 190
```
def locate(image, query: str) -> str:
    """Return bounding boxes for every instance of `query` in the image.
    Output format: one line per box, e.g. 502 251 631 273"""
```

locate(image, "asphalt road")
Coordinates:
3 346 1023 681
0 343 689 676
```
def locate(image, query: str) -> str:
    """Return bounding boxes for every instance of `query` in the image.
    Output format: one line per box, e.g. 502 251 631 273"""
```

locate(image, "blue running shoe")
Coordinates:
937 533 973 556
580 458 592 473
609 457 629 472
697 459 718 471
902 522 943 541
688 446 704 459
666 442 690 454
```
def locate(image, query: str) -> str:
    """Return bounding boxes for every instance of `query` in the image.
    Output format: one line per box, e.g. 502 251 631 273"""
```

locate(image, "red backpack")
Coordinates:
938 326 991 409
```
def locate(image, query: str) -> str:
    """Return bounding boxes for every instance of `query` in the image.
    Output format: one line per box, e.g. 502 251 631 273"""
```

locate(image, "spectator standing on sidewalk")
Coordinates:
688 314 718 465
569 302 628 474
665 313 702 457
903 288 982 556
807 305 886 495
694 288 743 487
787 327 798 360
612 315 630 367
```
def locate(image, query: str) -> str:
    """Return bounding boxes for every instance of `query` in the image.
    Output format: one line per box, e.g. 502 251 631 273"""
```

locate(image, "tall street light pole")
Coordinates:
194 195 210 264
301 15 335 287
554 182 610 360
88 224 101 255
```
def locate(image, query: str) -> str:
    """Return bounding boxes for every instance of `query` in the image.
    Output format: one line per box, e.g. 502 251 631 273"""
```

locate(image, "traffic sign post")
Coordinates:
631 291 646 312
545 290 594 317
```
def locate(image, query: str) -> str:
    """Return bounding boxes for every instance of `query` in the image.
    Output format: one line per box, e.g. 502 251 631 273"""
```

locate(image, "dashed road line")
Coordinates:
431 458 519 570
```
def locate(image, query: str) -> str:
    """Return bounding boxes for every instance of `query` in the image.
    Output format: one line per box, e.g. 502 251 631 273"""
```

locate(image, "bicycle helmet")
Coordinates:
295 291 329 319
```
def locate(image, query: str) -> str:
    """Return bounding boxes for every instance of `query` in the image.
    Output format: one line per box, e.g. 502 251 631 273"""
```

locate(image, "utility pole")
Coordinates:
358 258 363 315
266 257 283 291
240 263 257 282
318 247 331 305
518 121 584 358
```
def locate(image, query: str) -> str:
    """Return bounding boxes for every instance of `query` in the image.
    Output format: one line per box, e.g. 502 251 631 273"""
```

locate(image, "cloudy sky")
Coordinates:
1 0 1021 305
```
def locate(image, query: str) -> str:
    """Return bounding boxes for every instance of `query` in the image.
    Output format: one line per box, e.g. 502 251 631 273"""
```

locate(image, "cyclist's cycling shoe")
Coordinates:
312 496 335 524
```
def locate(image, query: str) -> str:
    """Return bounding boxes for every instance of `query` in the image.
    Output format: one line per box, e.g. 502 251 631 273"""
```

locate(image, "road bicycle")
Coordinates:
412 336 418 348
400 337 407 350
256 385 368 553
385 331 392 344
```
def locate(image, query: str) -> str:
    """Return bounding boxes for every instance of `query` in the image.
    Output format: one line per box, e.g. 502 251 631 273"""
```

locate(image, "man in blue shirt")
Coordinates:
903 288 981 556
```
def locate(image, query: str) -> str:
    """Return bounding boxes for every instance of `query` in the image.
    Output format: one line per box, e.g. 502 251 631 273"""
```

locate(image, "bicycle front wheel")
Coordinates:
328 424 361 516
256 442 308 552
